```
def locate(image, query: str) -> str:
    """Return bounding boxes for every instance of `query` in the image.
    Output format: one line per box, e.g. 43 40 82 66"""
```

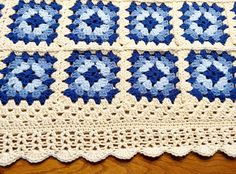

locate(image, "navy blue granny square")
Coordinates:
128 51 180 102
180 2 229 44
0 52 56 105
7 0 62 45
64 51 120 104
186 50 236 102
126 2 173 45
66 0 119 45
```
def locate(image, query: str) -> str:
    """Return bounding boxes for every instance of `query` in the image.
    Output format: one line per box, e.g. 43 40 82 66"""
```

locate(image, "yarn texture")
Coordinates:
0 0 235 166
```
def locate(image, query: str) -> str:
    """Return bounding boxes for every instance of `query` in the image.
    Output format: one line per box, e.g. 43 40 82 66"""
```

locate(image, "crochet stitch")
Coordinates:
128 51 180 102
66 0 119 44
0 52 56 105
7 0 62 45
126 2 173 44
186 50 236 102
0 0 235 166
179 2 229 44
64 51 120 104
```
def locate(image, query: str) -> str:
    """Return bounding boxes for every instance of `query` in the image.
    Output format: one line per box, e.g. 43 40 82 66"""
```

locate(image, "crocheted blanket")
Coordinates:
0 0 235 166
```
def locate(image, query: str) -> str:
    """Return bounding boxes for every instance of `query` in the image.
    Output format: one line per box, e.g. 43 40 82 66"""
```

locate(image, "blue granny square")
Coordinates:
126 2 173 44
64 51 120 104
180 2 229 44
128 51 180 102
7 0 62 45
186 50 236 102
66 0 119 45
0 52 57 105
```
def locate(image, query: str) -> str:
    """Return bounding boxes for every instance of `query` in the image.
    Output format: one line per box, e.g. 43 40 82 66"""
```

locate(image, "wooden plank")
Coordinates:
0 152 235 174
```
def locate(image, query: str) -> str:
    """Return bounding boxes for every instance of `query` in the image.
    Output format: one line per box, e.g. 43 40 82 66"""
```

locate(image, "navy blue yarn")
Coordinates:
203 65 225 84
231 2 236 29
26 14 45 29
16 69 38 86
127 51 180 103
83 66 104 86
185 50 236 102
84 13 103 31
144 66 165 84
66 0 119 45
0 52 57 105
63 51 120 104
6 0 62 45
197 15 212 30
0 4 4 18
141 16 159 32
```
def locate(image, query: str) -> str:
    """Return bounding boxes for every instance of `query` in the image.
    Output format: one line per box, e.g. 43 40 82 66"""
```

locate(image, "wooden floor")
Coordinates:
0 152 235 174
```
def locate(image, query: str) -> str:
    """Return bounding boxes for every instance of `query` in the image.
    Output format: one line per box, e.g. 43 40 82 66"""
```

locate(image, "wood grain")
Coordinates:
0 152 235 174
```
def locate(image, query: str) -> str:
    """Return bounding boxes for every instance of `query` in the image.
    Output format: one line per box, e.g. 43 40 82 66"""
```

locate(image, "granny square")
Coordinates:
64 51 120 104
126 2 173 44
180 2 229 44
0 52 56 105
7 0 62 45
186 50 236 101
128 51 180 102
66 0 119 45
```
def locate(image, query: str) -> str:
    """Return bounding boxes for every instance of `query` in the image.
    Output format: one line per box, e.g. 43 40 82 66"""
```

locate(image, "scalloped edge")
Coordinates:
0 145 236 166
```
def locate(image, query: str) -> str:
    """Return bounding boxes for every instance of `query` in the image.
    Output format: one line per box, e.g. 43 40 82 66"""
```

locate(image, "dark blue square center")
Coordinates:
203 65 225 84
141 16 158 32
26 14 45 29
83 65 103 86
144 66 165 84
15 68 38 86
197 15 212 31
84 13 103 31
